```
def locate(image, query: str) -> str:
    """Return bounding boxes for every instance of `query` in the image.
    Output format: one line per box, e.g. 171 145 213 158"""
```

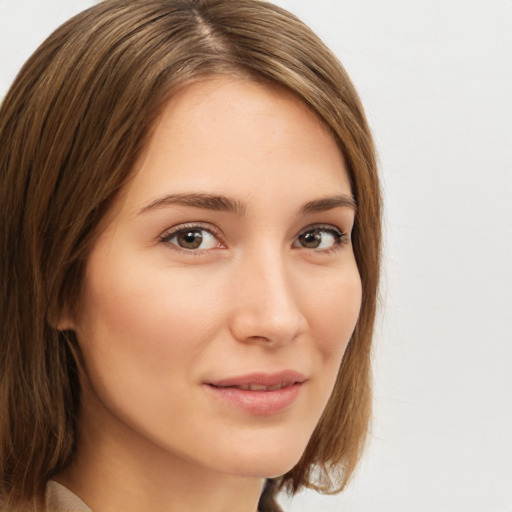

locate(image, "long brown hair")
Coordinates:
0 1 381 510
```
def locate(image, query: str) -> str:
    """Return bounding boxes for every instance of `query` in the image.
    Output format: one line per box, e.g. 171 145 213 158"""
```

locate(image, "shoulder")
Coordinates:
45 481 92 512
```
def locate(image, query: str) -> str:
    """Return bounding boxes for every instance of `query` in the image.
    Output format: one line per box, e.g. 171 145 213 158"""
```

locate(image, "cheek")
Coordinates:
306 265 362 360
71 252 229 444
75 250 229 382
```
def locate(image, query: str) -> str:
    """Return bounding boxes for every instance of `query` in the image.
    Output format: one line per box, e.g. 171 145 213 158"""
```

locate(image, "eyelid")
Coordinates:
296 223 347 239
158 222 225 251
294 223 349 251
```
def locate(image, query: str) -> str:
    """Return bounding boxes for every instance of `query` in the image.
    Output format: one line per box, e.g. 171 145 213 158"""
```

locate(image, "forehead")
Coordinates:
123 77 351 211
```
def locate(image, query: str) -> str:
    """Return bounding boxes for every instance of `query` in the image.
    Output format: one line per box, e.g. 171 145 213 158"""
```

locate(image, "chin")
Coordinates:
223 457 301 480
206 430 310 479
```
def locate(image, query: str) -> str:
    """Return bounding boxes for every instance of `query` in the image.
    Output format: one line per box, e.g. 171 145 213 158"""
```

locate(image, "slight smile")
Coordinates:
204 371 307 415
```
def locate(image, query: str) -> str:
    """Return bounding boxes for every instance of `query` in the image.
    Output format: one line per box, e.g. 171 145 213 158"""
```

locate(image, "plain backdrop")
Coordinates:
1 1 511 511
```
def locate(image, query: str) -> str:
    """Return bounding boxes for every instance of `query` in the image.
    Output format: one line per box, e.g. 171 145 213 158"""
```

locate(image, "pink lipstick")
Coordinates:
204 371 306 415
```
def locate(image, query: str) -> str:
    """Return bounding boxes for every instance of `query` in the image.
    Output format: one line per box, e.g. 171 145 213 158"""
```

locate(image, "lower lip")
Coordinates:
204 382 303 415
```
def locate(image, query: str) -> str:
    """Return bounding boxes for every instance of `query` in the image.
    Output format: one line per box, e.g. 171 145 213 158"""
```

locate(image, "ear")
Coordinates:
51 303 77 332
56 317 76 332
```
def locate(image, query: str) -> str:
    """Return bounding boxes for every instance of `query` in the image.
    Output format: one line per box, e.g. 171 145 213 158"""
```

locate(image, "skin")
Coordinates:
58 77 362 512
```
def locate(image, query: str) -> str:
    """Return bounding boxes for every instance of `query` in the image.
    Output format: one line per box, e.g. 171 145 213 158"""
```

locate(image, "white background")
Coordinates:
1 1 511 511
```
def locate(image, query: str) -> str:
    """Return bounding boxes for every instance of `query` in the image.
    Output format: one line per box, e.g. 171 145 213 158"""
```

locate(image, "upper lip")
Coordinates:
206 370 307 389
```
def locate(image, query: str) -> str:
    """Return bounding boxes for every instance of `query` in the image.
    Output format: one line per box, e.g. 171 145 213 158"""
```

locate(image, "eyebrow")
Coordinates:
137 193 246 215
299 194 357 214
137 192 356 216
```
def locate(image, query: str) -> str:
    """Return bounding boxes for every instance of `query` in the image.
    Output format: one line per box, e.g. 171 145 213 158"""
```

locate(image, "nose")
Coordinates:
229 247 308 347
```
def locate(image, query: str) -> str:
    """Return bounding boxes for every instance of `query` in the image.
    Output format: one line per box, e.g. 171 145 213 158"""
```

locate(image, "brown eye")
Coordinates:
294 227 344 250
298 231 322 248
163 227 220 251
176 230 203 249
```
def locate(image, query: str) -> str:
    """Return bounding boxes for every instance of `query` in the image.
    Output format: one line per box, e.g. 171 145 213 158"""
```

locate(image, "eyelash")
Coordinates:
295 224 348 254
158 223 224 256
158 223 348 255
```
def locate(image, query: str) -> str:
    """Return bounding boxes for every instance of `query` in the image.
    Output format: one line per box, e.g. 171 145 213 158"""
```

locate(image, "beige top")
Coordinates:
45 481 91 512
44 480 274 512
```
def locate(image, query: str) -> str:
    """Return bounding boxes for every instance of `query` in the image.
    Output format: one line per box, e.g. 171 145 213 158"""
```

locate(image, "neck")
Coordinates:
55 382 264 512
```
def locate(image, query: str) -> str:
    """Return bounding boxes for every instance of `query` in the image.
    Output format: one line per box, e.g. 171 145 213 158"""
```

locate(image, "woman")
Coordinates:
0 1 381 511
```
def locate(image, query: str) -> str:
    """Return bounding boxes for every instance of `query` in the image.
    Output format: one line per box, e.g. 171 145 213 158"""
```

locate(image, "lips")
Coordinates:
204 371 306 415
207 370 306 389
212 382 293 391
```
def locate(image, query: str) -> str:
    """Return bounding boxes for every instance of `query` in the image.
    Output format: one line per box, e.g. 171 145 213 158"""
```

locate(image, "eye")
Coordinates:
294 226 346 251
160 226 221 251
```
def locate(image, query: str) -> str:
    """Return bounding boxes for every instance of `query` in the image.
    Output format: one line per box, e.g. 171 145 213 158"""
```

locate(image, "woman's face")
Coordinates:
69 78 362 479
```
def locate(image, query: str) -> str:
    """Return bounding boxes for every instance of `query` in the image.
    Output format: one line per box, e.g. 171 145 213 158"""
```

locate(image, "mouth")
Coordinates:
209 381 297 392
204 371 306 415
206 370 306 389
